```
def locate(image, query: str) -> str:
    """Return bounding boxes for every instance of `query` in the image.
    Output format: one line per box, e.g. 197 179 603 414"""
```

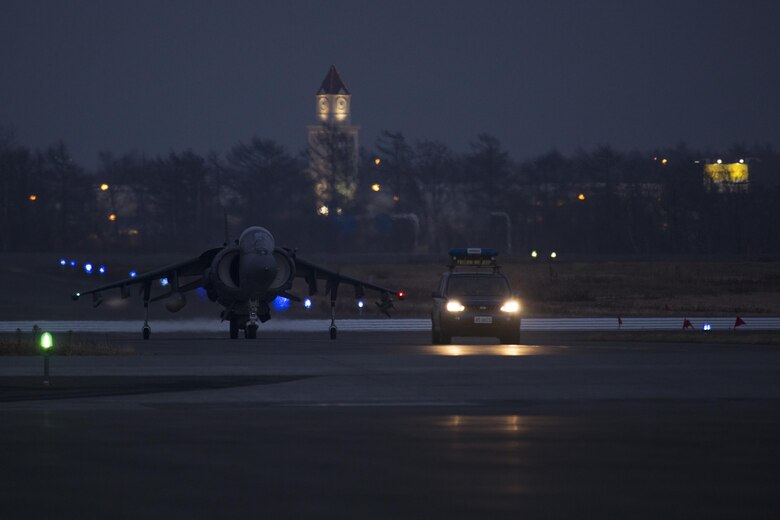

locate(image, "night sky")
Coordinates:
2 0 778 168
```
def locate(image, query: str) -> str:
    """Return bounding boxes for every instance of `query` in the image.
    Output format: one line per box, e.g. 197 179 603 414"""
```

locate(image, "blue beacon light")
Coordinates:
304 298 312 309
84 263 93 274
129 271 137 278
59 258 67 266
272 296 291 310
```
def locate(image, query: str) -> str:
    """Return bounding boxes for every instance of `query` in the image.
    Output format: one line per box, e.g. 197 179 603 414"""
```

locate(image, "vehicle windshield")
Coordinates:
447 275 510 297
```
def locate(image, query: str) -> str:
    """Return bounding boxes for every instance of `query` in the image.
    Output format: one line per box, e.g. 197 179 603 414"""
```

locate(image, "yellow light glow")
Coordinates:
717 159 723 164
429 345 539 357
661 158 668 165
550 252 557 259
531 250 538 258
578 193 585 201
100 183 109 191
374 158 381 166
704 162 749 184
500 300 521 313
371 183 381 192
108 213 117 221
317 205 329 216
29 194 37 201
446 300 465 312
392 195 400 202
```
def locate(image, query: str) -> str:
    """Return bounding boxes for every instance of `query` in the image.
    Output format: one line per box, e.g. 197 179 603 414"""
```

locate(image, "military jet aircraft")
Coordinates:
71 226 403 340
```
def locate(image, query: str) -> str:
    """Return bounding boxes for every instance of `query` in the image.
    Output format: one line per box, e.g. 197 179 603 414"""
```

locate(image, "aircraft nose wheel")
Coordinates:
329 326 337 340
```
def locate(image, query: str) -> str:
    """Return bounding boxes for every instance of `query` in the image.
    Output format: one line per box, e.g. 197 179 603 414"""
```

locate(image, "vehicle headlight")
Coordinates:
446 300 465 312
500 300 521 313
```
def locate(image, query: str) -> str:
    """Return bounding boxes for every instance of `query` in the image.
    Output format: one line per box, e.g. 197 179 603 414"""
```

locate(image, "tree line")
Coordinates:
1 124 779 257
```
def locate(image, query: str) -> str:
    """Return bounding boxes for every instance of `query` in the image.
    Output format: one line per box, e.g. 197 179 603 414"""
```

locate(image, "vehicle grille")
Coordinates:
465 304 500 312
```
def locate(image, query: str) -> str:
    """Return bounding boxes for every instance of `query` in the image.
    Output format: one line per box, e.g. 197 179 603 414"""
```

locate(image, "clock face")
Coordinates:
318 98 329 113
336 97 347 111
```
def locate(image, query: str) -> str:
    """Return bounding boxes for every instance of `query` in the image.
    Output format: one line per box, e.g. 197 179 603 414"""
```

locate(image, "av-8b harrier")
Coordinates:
72 226 403 340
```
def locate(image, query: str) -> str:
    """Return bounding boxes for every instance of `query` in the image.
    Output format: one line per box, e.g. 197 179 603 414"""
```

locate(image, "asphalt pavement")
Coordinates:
2 331 779 518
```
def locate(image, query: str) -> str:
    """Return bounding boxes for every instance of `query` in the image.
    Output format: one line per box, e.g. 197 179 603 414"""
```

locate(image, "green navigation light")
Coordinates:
40 332 53 350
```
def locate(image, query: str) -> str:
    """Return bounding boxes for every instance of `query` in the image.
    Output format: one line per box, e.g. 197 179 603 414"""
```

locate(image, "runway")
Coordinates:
2 331 780 518
3 316 780 332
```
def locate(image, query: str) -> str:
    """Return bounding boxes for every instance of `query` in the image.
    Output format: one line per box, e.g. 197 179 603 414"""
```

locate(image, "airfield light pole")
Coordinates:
40 332 53 386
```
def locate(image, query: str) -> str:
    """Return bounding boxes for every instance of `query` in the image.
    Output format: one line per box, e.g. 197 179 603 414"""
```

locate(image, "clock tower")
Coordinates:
315 65 352 124
308 65 360 215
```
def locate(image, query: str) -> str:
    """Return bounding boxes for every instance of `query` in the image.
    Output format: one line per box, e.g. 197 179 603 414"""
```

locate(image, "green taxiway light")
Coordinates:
40 332 53 350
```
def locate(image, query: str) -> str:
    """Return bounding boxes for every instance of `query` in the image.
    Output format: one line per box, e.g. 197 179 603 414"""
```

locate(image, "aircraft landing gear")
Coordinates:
246 298 259 340
229 318 239 339
142 283 151 340
329 283 338 340
246 324 258 339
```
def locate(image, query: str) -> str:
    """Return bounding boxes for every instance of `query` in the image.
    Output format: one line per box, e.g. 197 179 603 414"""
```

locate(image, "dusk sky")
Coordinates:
2 0 778 168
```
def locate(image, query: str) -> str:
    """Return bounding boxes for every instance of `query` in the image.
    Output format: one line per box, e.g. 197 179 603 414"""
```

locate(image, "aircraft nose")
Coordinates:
239 248 278 296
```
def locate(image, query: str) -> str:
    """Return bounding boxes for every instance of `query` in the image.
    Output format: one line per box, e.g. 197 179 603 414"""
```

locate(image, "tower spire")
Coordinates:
317 65 350 95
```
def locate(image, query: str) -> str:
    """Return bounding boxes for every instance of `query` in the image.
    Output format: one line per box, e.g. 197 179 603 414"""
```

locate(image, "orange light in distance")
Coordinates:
661 158 668 165
29 194 37 201
371 183 381 192
578 193 586 201
374 158 381 166
100 183 109 191
108 213 117 221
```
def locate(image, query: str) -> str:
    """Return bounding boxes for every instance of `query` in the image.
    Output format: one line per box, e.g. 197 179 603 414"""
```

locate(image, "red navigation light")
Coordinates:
398 291 405 300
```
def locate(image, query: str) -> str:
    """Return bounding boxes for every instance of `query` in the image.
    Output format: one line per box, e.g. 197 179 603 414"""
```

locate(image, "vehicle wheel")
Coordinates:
142 325 150 340
229 319 239 339
329 326 337 340
246 324 257 339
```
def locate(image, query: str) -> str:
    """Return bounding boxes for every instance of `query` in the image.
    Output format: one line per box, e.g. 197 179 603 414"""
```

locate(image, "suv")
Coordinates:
431 248 521 344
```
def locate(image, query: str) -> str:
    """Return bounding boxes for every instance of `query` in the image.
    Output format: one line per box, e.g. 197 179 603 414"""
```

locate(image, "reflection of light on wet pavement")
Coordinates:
443 415 524 433
427 345 542 356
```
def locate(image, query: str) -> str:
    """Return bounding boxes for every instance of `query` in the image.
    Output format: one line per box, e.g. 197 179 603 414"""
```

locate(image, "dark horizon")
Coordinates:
2 0 779 169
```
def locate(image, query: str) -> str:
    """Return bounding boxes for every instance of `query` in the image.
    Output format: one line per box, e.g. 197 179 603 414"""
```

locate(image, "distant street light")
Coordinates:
374 158 381 166
531 250 538 258
317 205 329 216
108 213 117 221
578 193 586 201
100 183 109 191
661 158 668 165
392 195 400 202
28 194 37 201
550 251 558 259
371 183 381 192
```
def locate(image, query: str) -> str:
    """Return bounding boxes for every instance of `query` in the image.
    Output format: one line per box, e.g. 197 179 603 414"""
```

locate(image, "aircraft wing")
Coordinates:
288 250 404 315
71 247 222 305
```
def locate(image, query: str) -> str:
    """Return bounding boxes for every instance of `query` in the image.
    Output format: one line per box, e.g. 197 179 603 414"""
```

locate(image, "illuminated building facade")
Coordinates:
703 160 749 193
307 65 360 215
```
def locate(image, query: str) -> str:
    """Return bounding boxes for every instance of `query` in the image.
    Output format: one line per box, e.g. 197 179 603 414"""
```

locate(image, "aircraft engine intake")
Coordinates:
164 292 187 313
269 249 296 292
208 246 244 300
